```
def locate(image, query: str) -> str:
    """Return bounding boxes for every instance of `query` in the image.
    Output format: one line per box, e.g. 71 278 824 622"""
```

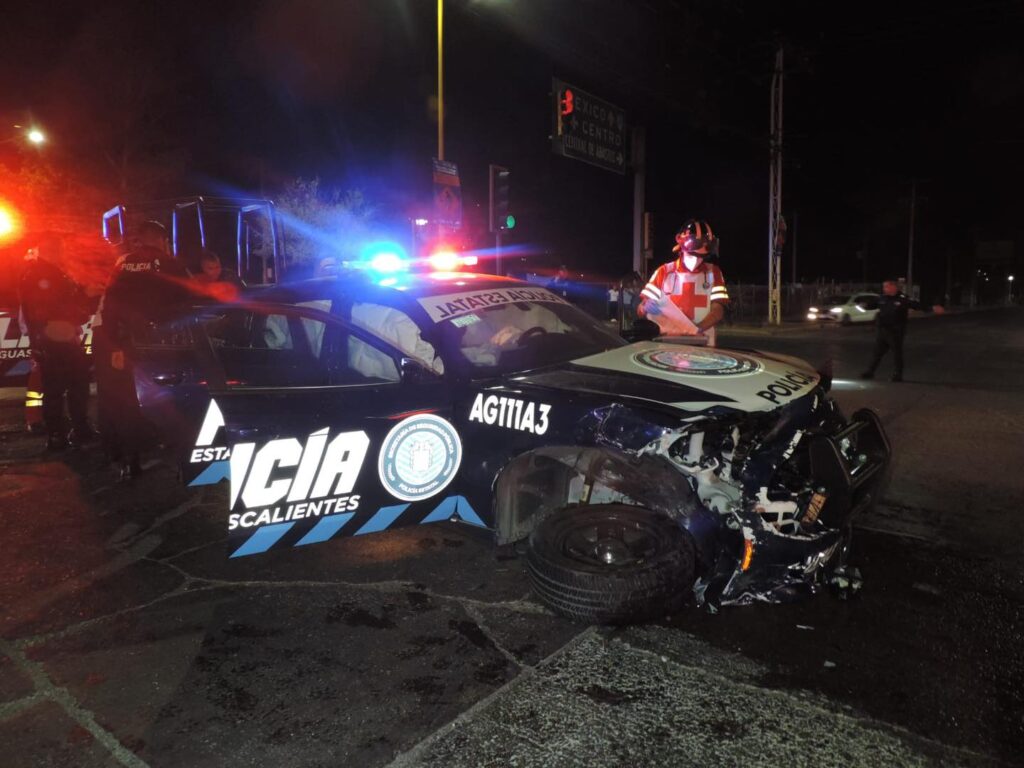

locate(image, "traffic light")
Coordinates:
560 88 574 117
556 88 574 136
489 165 510 233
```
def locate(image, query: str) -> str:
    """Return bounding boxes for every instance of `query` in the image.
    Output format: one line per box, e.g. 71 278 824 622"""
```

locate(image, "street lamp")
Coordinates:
1009 275 1015 304
3 124 47 146
437 0 444 161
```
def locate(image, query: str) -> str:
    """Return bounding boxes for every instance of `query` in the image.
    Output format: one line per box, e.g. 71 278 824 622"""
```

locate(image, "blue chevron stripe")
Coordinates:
419 496 459 524
354 504 409 536
188 460 231 487
227 495 488 559
295 513 355 547
455 496 485 527
231 522 295 558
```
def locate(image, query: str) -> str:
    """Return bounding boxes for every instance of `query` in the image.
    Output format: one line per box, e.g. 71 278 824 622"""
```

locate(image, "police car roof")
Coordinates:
244 270 527 303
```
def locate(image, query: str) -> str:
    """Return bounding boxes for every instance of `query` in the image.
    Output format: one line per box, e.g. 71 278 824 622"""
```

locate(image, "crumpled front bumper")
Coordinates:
703 407 891 608
806 408 891 528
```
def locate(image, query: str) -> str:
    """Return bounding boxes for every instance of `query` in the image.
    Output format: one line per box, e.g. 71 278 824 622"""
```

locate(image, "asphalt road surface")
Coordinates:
1 308 1021 767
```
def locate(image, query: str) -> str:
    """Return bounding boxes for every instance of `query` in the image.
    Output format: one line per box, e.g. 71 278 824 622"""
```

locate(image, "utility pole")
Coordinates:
791 210 798 284
632 126 646 276
907 179 916 292
945 249 952 306
437 0 444 161
768 46 784 324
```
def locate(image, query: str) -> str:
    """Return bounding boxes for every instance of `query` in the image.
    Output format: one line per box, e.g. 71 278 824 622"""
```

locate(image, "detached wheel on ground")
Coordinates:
526 504 695 624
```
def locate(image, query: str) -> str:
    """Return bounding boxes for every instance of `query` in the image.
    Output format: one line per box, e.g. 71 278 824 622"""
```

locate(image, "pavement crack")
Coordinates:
160 539 226 563
150 574 548 614
461 602 525 668
0 691 46 722
5 535 164 626
111 497 196 551
0 639 151 768
9 572 545 650
142 556 198 587
13 575 207 650
384 628 596 768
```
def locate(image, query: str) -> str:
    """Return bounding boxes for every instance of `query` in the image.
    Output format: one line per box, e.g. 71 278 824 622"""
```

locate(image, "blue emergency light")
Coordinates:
359 241 409 275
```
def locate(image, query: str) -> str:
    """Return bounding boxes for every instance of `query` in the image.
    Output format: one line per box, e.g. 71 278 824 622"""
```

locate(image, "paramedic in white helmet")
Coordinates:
638 218 729 346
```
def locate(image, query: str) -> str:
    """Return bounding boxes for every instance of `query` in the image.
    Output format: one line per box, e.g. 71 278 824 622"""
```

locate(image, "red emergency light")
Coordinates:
0 202 20 241
426 246 478 272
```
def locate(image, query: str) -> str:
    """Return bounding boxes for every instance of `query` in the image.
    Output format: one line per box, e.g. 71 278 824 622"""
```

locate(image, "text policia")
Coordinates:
227 428 367 531
191 401 367 532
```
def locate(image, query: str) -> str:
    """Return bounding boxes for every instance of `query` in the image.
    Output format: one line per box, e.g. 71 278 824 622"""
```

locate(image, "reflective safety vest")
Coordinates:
24 361 44 432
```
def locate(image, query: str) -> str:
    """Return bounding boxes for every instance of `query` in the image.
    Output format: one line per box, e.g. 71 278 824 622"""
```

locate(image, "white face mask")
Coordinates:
682 254 703 271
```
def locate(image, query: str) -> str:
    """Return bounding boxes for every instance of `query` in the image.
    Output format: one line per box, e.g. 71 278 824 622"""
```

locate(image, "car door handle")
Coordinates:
152 371 185 386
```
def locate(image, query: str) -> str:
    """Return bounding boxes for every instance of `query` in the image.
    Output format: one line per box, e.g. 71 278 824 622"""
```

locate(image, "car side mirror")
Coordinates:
399 357 437 384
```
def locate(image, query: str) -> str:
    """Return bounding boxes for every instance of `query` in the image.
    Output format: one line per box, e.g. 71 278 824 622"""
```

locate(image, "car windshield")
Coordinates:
422 286 626 377
823 295 850 305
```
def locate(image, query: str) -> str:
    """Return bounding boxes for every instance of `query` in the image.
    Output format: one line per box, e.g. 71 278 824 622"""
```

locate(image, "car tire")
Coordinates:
526 504 695 624
840 313 851 326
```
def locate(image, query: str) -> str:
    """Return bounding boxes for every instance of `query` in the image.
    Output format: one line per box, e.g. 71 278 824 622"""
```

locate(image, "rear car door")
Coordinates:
186 300 482 558
131 310 217 456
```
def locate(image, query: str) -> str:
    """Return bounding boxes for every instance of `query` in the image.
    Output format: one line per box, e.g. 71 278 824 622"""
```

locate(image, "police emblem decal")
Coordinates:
632 348 762 376
378 414 462 502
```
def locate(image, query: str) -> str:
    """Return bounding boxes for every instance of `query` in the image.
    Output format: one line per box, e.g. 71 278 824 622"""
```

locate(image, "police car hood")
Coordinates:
510 341 820 414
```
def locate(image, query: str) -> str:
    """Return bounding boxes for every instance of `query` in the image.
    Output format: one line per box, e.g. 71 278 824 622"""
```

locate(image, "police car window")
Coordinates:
349 302 443 376
442 299 624 375
262 314 294 349
297 300 332 357
202 305 403 388
346 336 400 382
203 308 325 387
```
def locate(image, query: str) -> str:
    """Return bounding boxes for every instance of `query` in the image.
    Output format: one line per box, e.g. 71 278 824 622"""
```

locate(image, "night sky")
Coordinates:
2 0 1023 297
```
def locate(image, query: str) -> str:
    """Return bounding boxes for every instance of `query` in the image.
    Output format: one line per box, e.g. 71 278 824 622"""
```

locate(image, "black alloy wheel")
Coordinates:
526 504 696 624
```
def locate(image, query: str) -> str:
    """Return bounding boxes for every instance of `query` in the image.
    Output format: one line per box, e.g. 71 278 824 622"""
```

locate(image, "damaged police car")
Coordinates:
135 270 890 623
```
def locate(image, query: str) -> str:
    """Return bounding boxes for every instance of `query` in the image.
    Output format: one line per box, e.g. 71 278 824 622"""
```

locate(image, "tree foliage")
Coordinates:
274 178 376 276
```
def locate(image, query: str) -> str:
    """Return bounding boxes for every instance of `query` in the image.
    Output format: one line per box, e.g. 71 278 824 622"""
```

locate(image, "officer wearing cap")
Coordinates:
94 221 190 479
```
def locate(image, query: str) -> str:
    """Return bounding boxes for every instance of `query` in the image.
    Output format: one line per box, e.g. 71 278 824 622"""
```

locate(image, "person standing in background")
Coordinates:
861 279 945 382
94 221 190 479
18 233 95 450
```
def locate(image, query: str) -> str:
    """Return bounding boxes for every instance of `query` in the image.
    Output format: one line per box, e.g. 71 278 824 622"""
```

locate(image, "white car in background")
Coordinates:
807 293 880 325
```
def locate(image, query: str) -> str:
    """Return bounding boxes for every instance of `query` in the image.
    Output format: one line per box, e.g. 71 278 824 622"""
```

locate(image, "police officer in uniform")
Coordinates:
18 233 95 450
95 221 191 478
861 279 945 382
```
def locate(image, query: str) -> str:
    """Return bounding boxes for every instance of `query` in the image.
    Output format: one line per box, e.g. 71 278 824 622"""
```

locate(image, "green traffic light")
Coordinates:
505 214 516 230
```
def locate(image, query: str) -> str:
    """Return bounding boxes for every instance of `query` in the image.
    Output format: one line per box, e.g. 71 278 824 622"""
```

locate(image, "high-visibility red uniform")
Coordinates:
640 257 730 328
